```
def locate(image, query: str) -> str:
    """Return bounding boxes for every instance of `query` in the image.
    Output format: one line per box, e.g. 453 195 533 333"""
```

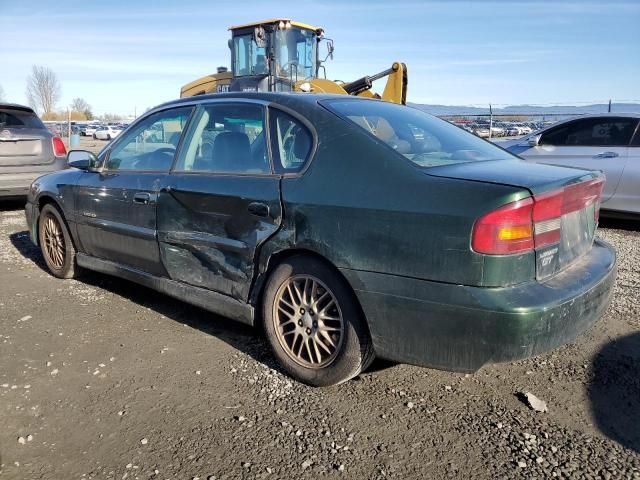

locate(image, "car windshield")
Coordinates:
325 99 514 168
0 108 45 129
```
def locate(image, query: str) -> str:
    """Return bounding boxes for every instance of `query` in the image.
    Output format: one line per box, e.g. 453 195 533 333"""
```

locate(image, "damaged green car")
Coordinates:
25 93 616 386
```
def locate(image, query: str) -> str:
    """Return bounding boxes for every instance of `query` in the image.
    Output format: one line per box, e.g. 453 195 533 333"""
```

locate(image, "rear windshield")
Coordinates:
324 99 514 168
0 108 45 129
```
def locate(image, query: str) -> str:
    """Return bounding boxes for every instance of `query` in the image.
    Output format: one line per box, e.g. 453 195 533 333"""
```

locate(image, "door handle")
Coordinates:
593 151 619 158
133 192 152 205
247 201 270 217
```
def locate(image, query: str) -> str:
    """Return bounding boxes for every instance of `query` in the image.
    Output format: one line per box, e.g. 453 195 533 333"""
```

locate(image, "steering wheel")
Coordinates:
153 147 176 155
278 62 294 76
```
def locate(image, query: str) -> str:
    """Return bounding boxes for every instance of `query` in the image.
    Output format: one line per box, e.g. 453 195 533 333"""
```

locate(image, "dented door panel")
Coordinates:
156 174 281 301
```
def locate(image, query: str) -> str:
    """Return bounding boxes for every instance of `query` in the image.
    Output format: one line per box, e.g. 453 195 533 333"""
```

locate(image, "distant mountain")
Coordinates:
408 102 640 117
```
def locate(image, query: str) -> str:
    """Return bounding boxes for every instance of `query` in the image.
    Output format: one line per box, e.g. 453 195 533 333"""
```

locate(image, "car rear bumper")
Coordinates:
0 172 44 197
340 239 616 372
0 158 67 197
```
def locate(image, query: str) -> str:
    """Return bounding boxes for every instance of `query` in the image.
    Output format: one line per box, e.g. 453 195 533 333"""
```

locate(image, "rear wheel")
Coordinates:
107 134 111 140
93 134 96 139
262 255 374 386
38 204 80 279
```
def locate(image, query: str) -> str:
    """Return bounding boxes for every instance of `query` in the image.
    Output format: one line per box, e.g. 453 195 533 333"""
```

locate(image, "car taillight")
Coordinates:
472 177 604 255
52 137 66 157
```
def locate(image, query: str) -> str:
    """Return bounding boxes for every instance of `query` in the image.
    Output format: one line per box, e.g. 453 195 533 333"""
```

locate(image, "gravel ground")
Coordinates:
0 203 638 480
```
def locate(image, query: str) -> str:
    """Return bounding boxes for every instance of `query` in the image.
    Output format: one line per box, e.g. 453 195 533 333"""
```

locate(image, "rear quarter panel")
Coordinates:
263 103 533 287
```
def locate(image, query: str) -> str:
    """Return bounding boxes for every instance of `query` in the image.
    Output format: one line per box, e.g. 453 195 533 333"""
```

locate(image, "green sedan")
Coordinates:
25 93 616 386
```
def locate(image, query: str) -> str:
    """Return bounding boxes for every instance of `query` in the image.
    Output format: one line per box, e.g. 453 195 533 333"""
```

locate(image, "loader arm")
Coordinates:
294 62 408 105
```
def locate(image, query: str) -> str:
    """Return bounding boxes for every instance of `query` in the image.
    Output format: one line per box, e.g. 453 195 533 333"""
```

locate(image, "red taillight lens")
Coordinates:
472 176 605 256
52 137 66 157
472 198 534 254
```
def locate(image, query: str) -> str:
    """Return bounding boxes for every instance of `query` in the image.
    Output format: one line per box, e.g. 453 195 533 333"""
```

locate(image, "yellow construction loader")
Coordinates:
180 19 407 104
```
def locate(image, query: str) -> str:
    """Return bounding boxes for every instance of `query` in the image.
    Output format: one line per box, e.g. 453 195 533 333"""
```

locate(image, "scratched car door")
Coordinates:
156 102 282 302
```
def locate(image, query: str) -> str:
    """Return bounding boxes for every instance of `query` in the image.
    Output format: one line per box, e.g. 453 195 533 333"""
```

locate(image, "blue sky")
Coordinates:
1 0 638 115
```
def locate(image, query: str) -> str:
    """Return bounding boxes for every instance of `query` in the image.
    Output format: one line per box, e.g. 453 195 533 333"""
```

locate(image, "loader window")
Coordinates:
274 28 317 79
325 99 514 168
233 34 268 76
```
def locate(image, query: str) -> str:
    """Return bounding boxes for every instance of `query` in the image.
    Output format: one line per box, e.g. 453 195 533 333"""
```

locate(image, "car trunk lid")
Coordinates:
427 159 604 281
0 128 54 167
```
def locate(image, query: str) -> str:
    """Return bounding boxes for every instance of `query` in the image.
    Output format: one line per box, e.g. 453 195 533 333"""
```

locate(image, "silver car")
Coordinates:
0 104 67 198
504 113 640 216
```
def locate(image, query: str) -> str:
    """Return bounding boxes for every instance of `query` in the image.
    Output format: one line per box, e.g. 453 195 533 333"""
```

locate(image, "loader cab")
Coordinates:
229 19 323 93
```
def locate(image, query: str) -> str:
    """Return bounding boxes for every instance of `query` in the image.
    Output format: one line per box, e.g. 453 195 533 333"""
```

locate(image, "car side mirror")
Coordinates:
68 150 101 172
528 134 541 147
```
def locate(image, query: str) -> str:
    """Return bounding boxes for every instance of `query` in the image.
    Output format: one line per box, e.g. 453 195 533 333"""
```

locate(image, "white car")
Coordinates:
94 125 123 140
504 113 640 215
83 124 100 136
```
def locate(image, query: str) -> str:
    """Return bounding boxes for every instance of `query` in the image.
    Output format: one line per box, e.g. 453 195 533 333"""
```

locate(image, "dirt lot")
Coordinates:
0 200 639 479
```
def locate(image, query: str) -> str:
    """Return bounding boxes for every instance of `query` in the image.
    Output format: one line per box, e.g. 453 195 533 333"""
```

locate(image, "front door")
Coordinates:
521 117 638 202
157 102 281 302
74 106 194 276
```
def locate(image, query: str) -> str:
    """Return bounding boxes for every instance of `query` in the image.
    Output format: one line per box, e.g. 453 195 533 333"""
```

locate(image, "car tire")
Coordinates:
262 255 374 386
93 134 96 139
38 204 80 279
107 134 111 140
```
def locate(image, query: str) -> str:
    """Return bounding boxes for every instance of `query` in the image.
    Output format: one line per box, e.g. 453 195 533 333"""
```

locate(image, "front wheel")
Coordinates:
262 256 374 386
107 134 111 140
38 204 80 279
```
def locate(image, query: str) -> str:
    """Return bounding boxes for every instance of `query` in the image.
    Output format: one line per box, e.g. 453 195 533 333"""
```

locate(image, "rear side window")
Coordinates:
540 117 638 147
270 109 313 173
176 103 269 174
324 99 513 168
0 108 45 129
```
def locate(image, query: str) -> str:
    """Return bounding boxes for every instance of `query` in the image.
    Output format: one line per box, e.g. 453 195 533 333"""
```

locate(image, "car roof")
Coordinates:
0 103 37 113
151 92 379 113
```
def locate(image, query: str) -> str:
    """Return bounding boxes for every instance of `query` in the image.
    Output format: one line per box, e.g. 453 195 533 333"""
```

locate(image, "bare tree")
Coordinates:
0 84 5 102
71 97 94 120
25 65 61 115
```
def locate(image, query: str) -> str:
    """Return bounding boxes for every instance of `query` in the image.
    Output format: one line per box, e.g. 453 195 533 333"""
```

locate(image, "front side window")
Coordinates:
270 109 313 173
233 34 268 76
540 117 638 147
324 99 514 168
105 107 192 172
176 104 269 174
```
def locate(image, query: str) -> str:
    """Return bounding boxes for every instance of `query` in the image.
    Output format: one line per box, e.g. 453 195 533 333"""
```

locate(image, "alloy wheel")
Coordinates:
272 275 345 369
43 213 65 269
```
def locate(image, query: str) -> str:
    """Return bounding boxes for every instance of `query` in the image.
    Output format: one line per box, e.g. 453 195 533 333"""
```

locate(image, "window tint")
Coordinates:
325 99 513 168
540 118 638 147
0 108 44 129
270 110 312 173
105 107 192 172
176 104 269 174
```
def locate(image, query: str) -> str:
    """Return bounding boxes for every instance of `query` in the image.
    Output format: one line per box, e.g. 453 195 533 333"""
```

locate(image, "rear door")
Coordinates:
519 117 637 202
156 101 281 302
74 106 193 276
607 123 640 213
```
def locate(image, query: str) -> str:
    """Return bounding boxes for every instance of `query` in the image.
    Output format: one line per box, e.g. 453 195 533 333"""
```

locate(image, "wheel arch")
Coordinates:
35 194 77 250
250 247 370 335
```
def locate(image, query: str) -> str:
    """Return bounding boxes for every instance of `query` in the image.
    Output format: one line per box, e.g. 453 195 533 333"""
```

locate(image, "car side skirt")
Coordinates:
76 253 254 326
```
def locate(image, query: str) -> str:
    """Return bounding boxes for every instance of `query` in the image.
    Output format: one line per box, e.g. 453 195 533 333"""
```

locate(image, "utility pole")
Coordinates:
489 103 493 140
608 99 612 113
67 108 71 146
